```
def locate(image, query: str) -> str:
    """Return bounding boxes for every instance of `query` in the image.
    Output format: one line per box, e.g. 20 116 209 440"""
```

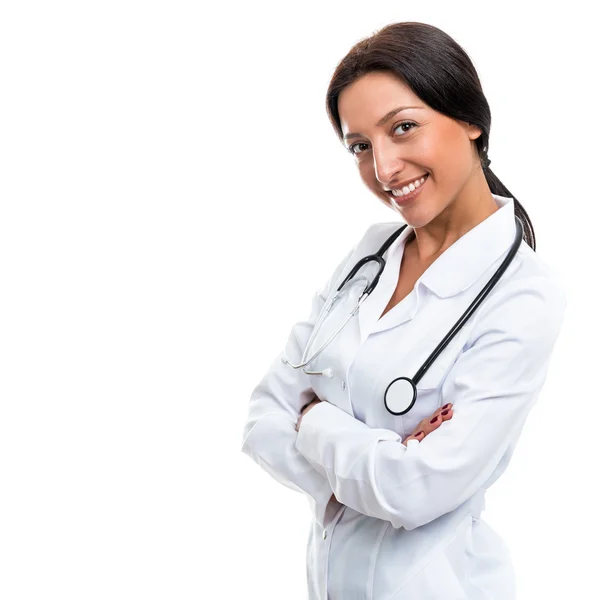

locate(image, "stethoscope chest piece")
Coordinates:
384 377 417 416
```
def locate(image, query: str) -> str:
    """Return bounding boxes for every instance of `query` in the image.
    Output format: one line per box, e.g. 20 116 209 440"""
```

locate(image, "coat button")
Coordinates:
322 529 327 540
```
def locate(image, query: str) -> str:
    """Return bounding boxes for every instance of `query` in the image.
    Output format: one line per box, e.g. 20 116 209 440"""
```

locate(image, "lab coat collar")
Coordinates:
393 194 517 299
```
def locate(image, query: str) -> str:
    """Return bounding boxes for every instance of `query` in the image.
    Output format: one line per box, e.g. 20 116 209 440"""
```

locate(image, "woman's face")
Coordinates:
338 71 483 227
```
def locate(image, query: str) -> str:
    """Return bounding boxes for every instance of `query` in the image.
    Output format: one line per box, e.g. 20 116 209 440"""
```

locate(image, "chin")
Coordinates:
392 206 432 229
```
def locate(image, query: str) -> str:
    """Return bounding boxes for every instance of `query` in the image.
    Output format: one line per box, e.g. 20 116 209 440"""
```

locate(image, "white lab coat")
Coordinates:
241 194 567 600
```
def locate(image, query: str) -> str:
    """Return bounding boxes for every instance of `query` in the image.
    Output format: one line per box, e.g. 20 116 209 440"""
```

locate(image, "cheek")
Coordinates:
430 128 471 171
413 138 435 164
358 160 372 178
358 163 378 190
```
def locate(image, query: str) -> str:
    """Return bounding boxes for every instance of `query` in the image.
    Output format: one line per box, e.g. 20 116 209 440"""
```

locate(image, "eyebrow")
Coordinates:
343 106 423 141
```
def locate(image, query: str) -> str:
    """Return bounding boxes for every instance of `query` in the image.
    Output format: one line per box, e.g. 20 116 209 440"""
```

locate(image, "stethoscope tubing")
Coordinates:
411 216 523 386
289 228 408 372
282 216 524 415
384 216 523 415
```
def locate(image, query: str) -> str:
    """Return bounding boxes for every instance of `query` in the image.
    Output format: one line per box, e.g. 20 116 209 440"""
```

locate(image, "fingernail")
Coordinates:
430 416 439 424
441 410 449 416
442 403 451 410
416 431 424 436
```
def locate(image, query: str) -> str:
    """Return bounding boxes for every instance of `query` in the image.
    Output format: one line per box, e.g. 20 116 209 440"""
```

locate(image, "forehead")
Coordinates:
338 72 424 132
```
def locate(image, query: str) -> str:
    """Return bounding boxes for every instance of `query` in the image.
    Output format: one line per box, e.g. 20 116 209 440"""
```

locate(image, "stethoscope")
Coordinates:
282 216 523 416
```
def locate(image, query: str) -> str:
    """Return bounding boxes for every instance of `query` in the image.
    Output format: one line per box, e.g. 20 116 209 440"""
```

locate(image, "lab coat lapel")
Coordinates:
359 194 518 337
418 195 517 299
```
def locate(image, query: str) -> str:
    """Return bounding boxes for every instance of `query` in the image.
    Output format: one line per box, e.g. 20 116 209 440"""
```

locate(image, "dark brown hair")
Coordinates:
325 21 536 250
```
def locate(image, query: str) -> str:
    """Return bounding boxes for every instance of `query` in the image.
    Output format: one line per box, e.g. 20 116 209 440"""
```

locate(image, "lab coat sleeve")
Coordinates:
240 240 360 529
294 273 567 530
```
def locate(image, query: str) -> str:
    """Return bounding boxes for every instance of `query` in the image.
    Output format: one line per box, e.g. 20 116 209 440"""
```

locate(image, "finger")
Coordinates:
425 412 444 433
402 430 425 446
431 403 454 423
435 402 454 421
408 403 453 442
414 403 451 433
440 406 454 421
414 415 434 435
435 402 453 416
422 407 451 436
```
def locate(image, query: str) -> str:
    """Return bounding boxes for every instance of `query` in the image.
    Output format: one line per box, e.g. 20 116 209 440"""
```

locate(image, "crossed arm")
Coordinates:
242 271 566 531
290 277 566 530
241 246 359 528
297 397 456 509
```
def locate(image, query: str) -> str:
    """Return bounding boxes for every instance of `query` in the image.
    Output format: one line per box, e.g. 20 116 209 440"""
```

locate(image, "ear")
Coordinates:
466 123 483 141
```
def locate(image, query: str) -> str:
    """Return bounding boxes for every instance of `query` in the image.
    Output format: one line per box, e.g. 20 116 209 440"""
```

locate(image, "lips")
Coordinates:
387 173 428 193
385 174 429 206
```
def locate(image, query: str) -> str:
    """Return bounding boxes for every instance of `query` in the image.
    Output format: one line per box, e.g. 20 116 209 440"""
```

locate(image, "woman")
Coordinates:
241 22 566 599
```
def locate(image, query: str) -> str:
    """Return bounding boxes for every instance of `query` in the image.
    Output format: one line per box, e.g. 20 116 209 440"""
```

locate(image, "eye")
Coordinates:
347 121 418 155
347 142 370 156
393 121 417 136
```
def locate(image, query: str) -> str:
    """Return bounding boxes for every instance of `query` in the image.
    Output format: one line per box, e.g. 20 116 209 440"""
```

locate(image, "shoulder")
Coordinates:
512 242 568 310
470 241 567 347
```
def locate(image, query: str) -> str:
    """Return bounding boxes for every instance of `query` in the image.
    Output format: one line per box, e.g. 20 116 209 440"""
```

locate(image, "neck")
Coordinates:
408 179 499 263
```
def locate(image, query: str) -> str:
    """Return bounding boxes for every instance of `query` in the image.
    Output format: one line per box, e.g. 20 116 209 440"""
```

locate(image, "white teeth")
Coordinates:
391 176 427 197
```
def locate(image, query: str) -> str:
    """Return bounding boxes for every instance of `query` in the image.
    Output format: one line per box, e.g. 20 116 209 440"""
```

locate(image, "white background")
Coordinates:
0 1 596 598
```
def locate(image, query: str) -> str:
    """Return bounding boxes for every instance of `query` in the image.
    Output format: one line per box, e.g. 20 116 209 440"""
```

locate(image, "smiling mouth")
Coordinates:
384 174 429 205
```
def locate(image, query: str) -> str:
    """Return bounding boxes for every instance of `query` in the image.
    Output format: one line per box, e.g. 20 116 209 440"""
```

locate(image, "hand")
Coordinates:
295 397 322 432
402 403 454 446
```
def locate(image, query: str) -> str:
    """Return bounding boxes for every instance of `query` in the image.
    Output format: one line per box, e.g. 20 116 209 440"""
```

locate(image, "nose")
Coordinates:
372 139 406 187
